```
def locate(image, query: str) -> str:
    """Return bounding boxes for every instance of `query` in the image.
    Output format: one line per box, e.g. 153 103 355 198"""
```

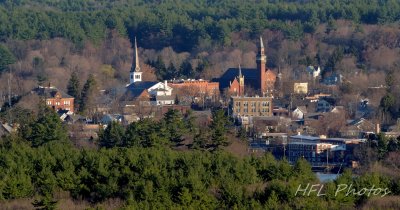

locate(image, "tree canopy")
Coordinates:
1 1 400 51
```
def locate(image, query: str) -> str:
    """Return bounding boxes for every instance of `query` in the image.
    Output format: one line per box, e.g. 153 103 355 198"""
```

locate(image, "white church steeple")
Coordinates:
130 37 142 84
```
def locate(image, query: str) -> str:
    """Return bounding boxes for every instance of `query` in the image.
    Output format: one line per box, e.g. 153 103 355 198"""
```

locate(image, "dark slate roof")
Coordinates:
124 81 158 100
319 97 336 106
126 81 158 90
34 86 73 98
124 88 147 100
217 68 259 90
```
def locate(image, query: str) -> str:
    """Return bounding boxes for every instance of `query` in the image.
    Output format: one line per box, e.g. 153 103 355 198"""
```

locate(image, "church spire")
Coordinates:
238 64 244 96
259 36 265 56
238 64 242 78
130 37 142 84
132 37 141 72
257 36 267 94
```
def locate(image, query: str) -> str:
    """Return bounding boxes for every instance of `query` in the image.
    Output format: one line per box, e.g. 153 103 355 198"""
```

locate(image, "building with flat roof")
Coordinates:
169 79 219 96
231 96 273 118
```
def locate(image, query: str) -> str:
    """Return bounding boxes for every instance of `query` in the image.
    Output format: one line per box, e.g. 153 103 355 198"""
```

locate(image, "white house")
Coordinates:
292 106 307 119
306 66 321 79
125 80 175 106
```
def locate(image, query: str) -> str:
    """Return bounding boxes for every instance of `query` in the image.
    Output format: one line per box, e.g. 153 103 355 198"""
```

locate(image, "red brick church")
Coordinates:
219 37 276 96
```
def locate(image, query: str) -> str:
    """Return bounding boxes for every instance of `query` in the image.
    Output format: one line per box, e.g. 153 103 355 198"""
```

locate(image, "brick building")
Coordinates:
228 65 245 96
169 79 219 96
34 86 75 112
219 37 276 96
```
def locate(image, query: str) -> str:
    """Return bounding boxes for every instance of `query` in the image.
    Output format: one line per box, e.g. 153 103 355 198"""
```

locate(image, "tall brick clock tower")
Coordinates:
257 36 267 95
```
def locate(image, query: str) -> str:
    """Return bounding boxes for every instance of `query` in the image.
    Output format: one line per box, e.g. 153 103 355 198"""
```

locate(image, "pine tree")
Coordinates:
27 102 68 147
0 44 16 72
154 56 167 80
180 60 194 78
79 74 97 115
99 121 125 148
167 62 177 80
210 109 230 149
163 109 187 145
191 128 209 150
67 71 80 108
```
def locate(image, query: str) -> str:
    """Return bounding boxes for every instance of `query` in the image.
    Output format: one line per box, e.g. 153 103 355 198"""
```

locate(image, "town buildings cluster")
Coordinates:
12 36 400 170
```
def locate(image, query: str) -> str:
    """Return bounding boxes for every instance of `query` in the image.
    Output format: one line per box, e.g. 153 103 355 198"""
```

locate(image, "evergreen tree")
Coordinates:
380 93 396 123
326 15 337 34
163 109 187 145
191 128 209 150
237 127 247 141
0 44 16 72
154 56 167 80
67 71 80 108
180 60 194 78
167 62 177 80
99 121 125 148
184 110 196 132
26 103 68 147
210 109 230 149
79 74 97 115
123 118 168 148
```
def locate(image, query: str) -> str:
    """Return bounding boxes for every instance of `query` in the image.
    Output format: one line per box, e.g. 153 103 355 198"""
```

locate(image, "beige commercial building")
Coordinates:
231 96 273 117
294 82 308 94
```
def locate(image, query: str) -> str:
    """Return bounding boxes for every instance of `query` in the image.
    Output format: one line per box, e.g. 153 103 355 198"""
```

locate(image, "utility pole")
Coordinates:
8 67 12 124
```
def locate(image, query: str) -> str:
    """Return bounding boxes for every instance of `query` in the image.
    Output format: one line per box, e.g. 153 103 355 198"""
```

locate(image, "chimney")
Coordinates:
376 123 381 134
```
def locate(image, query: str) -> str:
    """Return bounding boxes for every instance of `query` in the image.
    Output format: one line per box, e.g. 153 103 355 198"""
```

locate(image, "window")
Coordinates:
135 75 141 79
64 100 70 105
251 102 256 107
236 101 240 106
244 108 248 113
251 108 256 112
55 102 60 106
47 100 52 105
244 102 248 107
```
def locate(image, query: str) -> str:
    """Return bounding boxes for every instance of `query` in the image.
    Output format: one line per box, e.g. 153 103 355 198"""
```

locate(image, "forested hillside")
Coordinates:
1 1 400 208
1 0 400 51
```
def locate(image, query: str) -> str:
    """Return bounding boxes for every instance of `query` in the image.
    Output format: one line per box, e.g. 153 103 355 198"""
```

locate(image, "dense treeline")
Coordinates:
1 0 400 51
1 105 399 208
2 134 398 209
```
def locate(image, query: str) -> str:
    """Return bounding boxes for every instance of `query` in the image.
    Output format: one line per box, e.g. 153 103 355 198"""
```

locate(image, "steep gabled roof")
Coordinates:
126 81 158 90
296 106 308 114
34 86 73 99
218 68 259 90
